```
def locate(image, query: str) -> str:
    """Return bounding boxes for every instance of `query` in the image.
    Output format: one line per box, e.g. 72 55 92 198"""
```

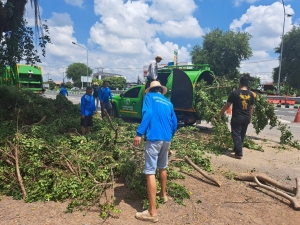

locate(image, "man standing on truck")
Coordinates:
80 86 96 135
217 77 254 159
145 55 163 89
133 81 177 223
98 81 113 117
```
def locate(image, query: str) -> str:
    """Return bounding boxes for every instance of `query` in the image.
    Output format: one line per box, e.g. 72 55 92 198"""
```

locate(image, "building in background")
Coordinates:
93 71 124 80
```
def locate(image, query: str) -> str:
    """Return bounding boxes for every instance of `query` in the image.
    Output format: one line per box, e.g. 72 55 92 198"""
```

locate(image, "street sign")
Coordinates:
80 76 92 83
174 49 178 67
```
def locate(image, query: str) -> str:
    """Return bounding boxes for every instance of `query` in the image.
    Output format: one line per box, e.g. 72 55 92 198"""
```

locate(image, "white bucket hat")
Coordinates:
145 81 167 95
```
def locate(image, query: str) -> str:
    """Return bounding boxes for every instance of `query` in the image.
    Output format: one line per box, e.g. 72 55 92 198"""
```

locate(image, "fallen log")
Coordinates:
184 156 222 187
235 173 296 194
252 177 300 210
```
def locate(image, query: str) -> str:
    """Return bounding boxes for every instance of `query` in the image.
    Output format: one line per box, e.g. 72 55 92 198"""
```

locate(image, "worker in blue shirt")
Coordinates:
98 81 112 117
59 84 68 97
80 86 96 135
133 81 177 223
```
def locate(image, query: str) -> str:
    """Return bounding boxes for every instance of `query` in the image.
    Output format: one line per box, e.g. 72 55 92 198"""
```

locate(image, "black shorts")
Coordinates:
81 116 93 127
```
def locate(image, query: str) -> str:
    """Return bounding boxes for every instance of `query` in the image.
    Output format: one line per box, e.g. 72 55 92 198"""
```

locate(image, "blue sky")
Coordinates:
24 0 300 83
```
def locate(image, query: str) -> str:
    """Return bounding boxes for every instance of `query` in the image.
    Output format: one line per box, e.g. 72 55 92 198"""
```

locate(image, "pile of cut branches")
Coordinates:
0 87 217 218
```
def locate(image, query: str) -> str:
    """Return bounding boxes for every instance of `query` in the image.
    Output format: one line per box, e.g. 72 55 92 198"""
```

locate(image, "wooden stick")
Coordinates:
184 156 222 187
14 144 27 199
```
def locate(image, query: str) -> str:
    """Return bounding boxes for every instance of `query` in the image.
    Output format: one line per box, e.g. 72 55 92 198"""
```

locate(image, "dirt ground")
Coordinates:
1 138 299 225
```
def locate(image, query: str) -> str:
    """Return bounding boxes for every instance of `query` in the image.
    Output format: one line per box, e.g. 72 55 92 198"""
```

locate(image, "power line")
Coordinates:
240 59 278 64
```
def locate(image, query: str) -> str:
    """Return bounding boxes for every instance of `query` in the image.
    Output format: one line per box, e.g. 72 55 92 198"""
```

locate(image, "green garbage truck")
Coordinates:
111 64 214 125
0 64 44 93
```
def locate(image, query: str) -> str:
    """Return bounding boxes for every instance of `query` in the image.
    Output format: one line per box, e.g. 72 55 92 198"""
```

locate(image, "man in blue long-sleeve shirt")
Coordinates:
59 84 68 97
80 86 96 135
133 81 177 223
98 81 112 117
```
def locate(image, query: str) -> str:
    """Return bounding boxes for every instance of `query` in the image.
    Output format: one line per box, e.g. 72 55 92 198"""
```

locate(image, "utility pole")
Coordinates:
95 67 104 80
63 72 65 84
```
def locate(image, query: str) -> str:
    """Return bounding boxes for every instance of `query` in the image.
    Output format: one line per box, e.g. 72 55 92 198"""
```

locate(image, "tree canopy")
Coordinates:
190 28 252 79
0 0 41 37
273 26 300 90
0 0 50 74
0 19 50 71
103 76 126 90
65 63 93 87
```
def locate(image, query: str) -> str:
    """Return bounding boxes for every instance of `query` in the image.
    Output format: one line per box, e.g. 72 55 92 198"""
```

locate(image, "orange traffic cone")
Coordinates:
294 107 300 123
226 105 232 115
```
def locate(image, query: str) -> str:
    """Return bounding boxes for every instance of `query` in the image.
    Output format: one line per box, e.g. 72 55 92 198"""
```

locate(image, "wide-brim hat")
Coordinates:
145 81 167 95
155 55 163 60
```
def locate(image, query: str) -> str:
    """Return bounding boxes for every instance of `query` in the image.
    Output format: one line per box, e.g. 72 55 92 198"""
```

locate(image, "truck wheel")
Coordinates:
184 119 196 126
111 105 119 117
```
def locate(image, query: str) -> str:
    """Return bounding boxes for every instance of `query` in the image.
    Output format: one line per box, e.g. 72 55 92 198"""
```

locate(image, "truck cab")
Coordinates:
112 64 214 124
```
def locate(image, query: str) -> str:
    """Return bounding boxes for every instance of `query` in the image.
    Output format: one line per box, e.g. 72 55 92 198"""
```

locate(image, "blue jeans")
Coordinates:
231 122 248 156
144 140 170 175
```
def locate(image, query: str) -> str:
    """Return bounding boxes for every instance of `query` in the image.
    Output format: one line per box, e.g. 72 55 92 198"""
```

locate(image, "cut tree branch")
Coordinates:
252 176 300 210
235 173 296 194
104 109 118 145
184 156 222 187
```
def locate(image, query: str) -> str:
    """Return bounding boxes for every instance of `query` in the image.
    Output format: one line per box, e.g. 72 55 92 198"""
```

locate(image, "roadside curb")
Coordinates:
276 104 299 109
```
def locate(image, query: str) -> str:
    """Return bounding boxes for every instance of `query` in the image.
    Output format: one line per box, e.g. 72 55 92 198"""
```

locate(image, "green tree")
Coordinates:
65 63 93 87
0 18 50 73
273 26 300 90
103 76 126 90
92 78 103 87
0 1 49 73
0 0 41 39
190 28 252 79
64 81 73 89
46 80 56 90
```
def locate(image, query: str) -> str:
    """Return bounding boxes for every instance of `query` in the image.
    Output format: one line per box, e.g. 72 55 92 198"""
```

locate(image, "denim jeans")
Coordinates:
144 140 170 175
231 122 248 156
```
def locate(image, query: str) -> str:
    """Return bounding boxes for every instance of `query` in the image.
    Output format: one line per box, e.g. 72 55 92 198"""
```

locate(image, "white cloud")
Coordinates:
64 0 83 7
24 0 201 82
87 0 201 81
239 51 278 83
230 2 294 51
230 2 296 82
148 0 198 22
159 16 204 38
233 0 259 7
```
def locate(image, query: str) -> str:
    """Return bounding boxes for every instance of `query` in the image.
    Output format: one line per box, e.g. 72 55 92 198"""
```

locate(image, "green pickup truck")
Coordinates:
112 64 214 125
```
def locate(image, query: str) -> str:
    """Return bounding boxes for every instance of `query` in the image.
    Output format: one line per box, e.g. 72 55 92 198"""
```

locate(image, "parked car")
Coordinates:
70 87 80 91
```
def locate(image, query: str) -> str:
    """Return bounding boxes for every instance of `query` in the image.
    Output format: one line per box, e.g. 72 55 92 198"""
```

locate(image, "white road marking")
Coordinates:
278 119 291 124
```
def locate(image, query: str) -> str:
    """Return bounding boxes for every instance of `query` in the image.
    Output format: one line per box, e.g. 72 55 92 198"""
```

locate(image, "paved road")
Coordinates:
44 90 81 104
43 90 300 141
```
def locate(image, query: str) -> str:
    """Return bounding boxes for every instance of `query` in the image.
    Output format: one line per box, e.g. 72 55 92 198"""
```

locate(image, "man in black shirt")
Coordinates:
217 77 254 159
